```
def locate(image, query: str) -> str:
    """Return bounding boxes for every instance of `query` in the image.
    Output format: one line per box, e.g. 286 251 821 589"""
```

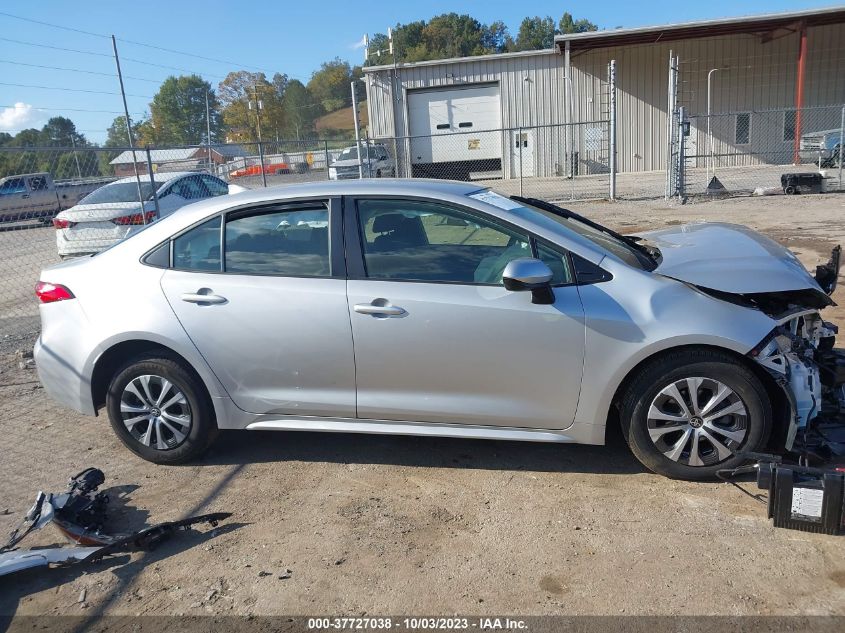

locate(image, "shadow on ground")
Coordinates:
198 421 644 476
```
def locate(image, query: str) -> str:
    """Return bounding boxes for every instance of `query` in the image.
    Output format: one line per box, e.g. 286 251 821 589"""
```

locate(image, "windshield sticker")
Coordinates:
468 190 523 211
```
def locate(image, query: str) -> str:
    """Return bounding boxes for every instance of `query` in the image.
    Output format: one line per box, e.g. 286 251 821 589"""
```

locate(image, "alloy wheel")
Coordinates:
120 374 192 450
646 377 748 467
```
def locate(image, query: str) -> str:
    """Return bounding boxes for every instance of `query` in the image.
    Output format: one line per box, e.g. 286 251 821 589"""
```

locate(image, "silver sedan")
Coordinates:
34 180 842 479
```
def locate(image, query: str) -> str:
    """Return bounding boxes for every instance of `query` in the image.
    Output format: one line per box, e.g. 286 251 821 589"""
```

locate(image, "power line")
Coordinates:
0 11 304 79
0 59 160 83
0 81 153 99
0 37 227 80
0 10 107 39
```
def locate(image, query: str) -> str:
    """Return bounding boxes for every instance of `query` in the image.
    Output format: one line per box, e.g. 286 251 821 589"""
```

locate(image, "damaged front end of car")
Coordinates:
746 246 845 457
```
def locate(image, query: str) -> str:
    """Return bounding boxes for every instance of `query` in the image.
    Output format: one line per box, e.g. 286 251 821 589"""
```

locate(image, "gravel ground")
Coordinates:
0 192 844 619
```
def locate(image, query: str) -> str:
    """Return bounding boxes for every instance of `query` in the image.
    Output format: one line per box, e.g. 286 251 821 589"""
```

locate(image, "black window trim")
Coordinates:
140 195 346 279
343 194 587 288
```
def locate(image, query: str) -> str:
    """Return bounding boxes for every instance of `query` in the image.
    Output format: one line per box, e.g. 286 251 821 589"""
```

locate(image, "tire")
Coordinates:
106 355 217 464
619 349 771 480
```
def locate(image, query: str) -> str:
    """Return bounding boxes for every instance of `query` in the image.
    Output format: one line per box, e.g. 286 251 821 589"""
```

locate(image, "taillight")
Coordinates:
52 218 74 229
111 211 157 226
35 281 75 304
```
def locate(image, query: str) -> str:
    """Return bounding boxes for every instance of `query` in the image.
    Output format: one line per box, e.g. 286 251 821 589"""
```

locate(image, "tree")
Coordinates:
559 12 598 34
148 75 222 145
514 16 556 51
10 129 41 147
307 59 356 113
281 80 319 139
482 21 513 54
218 71 286 143
39 117 86 148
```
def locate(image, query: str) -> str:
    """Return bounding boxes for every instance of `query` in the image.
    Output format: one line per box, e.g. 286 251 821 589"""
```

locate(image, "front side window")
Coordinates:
224 204 330 276
536 242 573 285
173 216 221 271
0 178 26 195
357 199 530 284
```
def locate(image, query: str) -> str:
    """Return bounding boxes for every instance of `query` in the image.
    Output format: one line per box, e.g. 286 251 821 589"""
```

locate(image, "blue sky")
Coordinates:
0 0 838 143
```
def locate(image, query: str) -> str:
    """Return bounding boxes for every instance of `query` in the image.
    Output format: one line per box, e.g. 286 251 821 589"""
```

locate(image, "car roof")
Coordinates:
228 178 481 200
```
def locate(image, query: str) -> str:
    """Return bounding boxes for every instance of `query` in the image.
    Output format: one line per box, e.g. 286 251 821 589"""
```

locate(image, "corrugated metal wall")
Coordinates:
365 22 845 175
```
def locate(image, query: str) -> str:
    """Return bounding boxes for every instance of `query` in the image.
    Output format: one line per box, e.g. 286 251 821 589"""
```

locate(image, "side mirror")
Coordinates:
502 258 555 305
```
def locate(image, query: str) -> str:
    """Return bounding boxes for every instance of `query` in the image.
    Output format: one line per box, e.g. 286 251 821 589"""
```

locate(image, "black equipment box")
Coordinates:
757 463 844 534
781 172 823 194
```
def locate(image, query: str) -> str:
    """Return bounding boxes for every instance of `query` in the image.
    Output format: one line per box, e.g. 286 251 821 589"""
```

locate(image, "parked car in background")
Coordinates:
0 172 114 224
329 144 395 180
799 128 843 166
34 180 842 480
53 172 243 258
229 161 306 178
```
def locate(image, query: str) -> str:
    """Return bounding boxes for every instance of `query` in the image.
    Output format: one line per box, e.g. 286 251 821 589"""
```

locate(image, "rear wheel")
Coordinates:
619 349 771 480
106 356 216 464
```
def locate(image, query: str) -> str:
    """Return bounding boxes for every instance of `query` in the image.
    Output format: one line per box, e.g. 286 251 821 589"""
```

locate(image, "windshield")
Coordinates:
80 181 160 205
468 189 655 270
338 146 377 161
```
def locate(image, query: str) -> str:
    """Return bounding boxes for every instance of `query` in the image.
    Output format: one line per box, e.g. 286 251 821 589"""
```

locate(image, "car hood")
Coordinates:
331 158 371 167
58 201 154 222
634 222 827 295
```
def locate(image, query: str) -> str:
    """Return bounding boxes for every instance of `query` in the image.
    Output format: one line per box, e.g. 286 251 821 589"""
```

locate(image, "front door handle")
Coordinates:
353 300 406 317
182 291 227 305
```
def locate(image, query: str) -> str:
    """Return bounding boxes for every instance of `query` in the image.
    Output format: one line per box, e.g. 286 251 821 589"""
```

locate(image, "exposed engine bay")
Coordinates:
744 246 845 458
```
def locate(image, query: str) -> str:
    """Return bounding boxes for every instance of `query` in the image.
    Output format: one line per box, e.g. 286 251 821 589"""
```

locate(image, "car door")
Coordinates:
345 196 586 430
159 197 356 417
0 177 29 220
25 175 55 217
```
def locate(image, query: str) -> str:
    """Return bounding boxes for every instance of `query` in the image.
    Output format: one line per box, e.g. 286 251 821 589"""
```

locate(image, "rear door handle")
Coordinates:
353 302 406 317
182 291 227 305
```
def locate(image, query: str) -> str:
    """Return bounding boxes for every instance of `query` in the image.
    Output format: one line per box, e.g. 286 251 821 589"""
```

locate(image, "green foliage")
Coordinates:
282 80 320 139
559 12 598 34
148 75 222 145
307 59 358 113
218 71 286 143
366 11 598 64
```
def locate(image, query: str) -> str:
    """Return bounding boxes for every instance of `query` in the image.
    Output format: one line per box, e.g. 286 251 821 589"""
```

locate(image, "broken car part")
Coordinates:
0 468 231 577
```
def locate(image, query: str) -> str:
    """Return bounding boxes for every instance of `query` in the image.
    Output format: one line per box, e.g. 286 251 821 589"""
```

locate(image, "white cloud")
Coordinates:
0 102 44 131
350 35 367 50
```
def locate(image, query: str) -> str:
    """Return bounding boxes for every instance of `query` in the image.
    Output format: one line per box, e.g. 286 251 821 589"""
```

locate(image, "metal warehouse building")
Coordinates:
364 7 845 188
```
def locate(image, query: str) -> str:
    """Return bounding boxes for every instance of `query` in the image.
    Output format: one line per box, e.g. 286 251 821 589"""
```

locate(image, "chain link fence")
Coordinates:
676 105 845 199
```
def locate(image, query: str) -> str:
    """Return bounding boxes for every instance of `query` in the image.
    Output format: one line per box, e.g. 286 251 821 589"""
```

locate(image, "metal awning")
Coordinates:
555 7 845 52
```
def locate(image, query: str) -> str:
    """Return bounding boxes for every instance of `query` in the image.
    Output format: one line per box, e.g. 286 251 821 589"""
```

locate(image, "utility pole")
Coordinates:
351 80 363 178
249 84 267 187
205 91 213 171
111 35 147 224
69 135 82 179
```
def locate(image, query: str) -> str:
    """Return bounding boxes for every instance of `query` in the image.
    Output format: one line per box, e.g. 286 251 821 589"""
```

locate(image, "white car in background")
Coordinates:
53 172 245 258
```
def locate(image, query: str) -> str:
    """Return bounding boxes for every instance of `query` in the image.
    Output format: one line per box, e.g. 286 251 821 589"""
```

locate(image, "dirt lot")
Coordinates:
1 192 844 620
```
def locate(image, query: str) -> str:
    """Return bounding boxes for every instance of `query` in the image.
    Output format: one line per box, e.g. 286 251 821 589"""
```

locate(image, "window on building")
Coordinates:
783 110 797 142
735 113 751 145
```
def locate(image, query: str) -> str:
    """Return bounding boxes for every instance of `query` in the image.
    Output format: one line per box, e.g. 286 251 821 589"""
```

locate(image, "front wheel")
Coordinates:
619 349 771 480
106 355 217 464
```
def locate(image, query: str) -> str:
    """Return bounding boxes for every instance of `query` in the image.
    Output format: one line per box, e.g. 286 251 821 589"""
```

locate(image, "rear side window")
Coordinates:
201 175 229 197
224 205 330 276
173 216 221 271
172 175 210 200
